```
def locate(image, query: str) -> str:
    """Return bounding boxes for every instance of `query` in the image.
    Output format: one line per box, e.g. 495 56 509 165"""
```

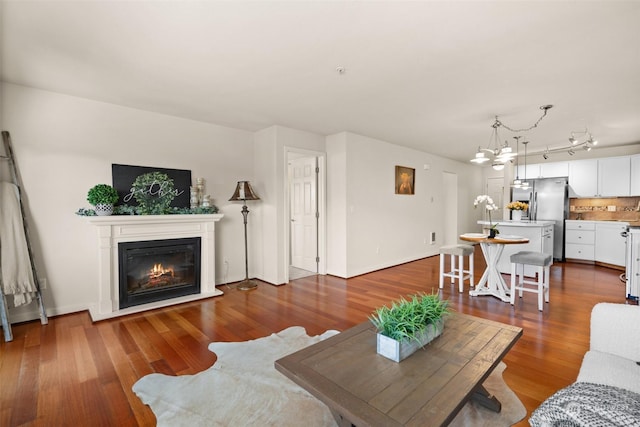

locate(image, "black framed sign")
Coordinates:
112 164 192 208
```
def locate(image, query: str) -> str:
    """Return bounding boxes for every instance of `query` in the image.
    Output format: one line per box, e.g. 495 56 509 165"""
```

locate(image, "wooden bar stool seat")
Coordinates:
510 251 552 311
439 244 474 293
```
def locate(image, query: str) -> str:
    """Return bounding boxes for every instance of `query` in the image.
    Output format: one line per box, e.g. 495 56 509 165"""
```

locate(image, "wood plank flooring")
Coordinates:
1 250 632 426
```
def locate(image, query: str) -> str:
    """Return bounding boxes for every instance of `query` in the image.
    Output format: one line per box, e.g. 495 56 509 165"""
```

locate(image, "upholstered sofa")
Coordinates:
529 303 640 426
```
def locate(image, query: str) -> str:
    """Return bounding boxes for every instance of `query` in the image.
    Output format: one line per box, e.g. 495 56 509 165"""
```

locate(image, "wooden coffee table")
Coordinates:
275 313 522 427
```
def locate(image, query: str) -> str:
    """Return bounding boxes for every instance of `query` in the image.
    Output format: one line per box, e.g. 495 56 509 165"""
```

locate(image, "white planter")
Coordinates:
376 319 444 362
511 210 523 221
94 203 114 216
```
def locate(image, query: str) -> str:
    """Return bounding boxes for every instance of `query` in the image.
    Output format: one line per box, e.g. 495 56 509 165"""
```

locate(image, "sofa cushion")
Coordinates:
577 350 640 395
590 303 640 361
529 382 640 427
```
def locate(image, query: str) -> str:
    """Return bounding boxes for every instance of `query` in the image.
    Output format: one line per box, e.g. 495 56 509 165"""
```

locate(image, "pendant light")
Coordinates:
512 136 522 188
521 140 530 189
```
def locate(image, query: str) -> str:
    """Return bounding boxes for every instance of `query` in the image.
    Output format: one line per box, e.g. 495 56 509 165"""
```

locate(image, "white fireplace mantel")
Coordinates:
86 214 224 321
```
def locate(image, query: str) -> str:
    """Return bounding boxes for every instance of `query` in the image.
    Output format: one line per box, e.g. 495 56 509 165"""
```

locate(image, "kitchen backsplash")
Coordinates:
569 196 640 222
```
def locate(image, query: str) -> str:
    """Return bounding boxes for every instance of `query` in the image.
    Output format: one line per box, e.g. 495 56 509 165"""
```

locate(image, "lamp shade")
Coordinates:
229 181 260 201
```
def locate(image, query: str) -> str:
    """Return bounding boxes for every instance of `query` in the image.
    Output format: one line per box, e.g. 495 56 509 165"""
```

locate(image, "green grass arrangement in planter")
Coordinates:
87 184 119 216
369 292 451 362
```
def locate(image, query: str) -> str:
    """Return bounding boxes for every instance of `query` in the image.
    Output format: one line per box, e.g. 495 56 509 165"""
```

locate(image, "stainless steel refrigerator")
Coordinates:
511 177 569 261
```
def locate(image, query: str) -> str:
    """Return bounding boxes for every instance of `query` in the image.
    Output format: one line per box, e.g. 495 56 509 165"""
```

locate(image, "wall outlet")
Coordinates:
40 278 47 289
376 246 380 254
607 205 616 212
430 232 436 244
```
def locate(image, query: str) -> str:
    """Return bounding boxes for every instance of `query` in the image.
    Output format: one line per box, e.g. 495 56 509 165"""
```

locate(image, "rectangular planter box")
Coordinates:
376 319 444 362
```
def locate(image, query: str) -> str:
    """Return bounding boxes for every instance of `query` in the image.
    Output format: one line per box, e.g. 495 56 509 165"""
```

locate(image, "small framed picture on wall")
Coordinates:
395 166 415 195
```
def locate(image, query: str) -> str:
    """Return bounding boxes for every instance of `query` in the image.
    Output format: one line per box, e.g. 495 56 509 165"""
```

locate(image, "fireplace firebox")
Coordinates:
118 237 201 309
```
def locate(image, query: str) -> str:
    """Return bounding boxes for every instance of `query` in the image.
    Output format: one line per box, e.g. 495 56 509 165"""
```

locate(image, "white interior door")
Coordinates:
289 157 318 272
486 177 504 223
442 172 458 245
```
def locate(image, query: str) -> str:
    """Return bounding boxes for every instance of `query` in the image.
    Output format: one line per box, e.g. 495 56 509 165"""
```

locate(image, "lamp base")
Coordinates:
237 279 258 291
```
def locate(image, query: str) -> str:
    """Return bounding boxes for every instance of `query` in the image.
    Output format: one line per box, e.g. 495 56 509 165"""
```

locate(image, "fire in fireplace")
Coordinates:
118 237 201 309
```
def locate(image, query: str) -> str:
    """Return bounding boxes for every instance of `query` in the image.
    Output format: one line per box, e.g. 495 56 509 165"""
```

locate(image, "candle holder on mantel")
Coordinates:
228 181 260 290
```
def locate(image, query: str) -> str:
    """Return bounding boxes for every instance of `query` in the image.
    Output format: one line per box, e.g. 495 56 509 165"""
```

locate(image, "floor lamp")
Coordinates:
229 181 260 290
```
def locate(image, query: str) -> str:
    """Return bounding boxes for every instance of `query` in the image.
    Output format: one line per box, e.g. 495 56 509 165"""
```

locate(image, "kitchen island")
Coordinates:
476 220 554 276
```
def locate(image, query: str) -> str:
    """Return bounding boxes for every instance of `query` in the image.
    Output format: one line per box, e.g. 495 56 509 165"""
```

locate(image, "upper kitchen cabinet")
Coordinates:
517 163 540 180
539 161 569 178
631 154 640 196
569 156 631 197
598 156 630 197
568 159 598 197
518 162 569 179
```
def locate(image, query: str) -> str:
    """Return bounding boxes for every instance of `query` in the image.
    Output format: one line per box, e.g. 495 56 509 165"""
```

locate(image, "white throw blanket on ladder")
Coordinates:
0 182 36 306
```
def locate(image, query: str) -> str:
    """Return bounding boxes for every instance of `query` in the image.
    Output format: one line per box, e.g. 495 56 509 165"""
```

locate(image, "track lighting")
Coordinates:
541 126 598 159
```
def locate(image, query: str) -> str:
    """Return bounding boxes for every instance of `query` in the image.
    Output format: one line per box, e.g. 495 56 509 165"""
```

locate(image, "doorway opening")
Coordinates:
442 172 458 245
285 148 326 282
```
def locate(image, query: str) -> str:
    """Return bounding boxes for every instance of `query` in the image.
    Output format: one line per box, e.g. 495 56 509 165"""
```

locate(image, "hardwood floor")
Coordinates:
1 250 632 427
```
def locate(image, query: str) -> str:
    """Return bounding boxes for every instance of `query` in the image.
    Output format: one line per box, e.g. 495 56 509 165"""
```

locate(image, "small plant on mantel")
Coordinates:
87 184 119 206
369 292 451 362
86 184 119 216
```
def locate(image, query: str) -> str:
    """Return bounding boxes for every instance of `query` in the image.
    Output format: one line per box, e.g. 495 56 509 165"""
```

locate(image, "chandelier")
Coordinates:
470 117 516 170
470 105 553 170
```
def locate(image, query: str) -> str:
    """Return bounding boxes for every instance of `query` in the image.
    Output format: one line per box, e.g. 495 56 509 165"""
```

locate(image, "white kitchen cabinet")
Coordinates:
595 222 629 267
519 162 569 179
568 156 630 198
566 221 628 268
568 160 598 197
598 156 630 197
539 162 569 178
565 220 595 261
517 163 541 180
631 155 640 196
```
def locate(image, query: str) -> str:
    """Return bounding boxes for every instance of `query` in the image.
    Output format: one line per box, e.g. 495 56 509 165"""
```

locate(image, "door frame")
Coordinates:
283 146 326 282
442 171 458 245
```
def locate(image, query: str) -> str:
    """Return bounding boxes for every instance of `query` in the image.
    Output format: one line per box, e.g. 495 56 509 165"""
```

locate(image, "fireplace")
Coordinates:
86 214 223 321
118 238 201 309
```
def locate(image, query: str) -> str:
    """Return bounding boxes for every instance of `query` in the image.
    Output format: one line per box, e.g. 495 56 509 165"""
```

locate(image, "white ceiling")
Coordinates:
2 1 640 163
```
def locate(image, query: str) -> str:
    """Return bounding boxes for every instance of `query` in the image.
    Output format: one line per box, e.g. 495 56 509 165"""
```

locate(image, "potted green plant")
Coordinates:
474 194 500 237
369 292 451 362
87 184 119 216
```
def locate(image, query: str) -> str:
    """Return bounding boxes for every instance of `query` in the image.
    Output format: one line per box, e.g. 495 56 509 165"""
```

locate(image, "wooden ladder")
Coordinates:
0 131 48 342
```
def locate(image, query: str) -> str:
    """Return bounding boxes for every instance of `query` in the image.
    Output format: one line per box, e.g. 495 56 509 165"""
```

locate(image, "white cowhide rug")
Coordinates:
133 326 526 426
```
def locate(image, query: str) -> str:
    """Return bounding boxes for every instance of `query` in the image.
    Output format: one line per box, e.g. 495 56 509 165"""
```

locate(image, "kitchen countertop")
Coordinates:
566 219 639 224
477 220 555 227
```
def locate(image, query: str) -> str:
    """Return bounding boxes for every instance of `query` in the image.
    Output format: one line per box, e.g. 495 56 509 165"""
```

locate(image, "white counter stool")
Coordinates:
510 251 552 311
439 244 474 293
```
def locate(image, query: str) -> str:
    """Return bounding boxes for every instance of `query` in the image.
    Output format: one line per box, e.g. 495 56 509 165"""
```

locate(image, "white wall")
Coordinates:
0 83 485 320
1 83 254 321
253 125 326 285
326 132 481 278
326 133 348 277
